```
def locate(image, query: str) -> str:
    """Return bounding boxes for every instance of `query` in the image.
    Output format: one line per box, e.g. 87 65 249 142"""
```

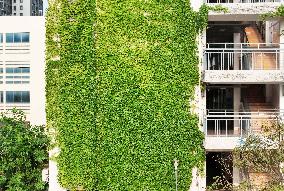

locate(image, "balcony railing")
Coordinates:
206 0 282 3
204 43 284 70
205 109 283 137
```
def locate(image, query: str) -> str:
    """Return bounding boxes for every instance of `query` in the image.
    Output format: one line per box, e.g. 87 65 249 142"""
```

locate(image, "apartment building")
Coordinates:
191 0 284 190
0 0 12 15
0 16 45 125
0 0 43 16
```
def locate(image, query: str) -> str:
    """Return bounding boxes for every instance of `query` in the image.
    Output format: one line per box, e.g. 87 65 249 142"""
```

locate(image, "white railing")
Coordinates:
205 109 283 137
204 43 284 70
206 0 282 3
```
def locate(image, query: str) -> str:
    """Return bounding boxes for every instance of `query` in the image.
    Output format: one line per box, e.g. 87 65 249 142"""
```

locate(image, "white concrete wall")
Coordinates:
0 17 46 125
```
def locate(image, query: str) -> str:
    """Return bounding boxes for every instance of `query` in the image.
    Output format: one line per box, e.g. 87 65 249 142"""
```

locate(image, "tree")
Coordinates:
234 118 284 191
207 117 284 191
0 110 49 191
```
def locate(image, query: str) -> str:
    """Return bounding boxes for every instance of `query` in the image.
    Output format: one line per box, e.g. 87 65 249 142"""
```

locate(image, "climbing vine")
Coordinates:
46 0 209 190
46 0 97 190
261 5 284 20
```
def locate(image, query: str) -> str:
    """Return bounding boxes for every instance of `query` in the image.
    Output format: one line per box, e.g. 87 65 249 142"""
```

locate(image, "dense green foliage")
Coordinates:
46 0 207 190
96 1 206 190
46 0 97 190
0 110 49 191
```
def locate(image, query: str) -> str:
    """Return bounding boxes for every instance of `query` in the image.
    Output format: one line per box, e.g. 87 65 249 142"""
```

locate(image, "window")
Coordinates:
20 5 23 10
20 13 23 16
0 92 3 103
6 33 13 43
21 32 29 42
13 0 16 3
20 0 23 2
13 6 16 11
14 33 21 43
6 67 30 73
13 13 16 15
5 33 30 43
0 33 2 43
6 91 30 103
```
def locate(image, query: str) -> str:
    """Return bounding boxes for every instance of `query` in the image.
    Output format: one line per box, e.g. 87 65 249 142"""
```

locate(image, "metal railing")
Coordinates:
206 0 282 3
204 43 284 70
205 109 283 137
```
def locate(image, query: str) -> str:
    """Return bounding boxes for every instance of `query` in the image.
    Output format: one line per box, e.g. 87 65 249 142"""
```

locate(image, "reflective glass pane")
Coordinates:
6 91 13 103
22 91 30 103
6 33 13 43
14 33 21 43
0 92 3 103
22 67 30 73
6 68 13 73
0 34 2 43
21 32 29 43
14 68 21 73
14 91 21 102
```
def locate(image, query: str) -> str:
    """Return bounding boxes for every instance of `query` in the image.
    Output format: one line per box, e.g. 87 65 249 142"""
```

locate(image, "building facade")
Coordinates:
0 16 45 125
191 0 284 190
0 0 43 16
0 0 12 16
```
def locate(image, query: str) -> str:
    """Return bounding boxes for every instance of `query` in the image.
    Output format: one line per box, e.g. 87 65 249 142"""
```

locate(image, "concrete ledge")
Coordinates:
205 136 240 151
203 70 284 84
208 3 281 21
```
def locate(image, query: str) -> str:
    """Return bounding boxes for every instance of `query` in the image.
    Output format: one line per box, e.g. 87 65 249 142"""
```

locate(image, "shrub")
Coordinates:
0 110 49 191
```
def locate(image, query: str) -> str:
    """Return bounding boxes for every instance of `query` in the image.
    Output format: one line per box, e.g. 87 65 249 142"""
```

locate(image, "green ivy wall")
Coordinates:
46 0 207 190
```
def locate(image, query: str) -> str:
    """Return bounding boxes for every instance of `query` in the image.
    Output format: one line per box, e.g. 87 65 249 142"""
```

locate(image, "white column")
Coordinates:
234 33 241 70
279 84 284 114
279 19 284 70
233 167 241 186
234 87 241 135
265 21 271 44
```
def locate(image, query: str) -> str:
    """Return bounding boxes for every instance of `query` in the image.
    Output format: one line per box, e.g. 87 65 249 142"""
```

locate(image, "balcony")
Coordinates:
206 0 282 21
202 43 284 84
204 109 283 150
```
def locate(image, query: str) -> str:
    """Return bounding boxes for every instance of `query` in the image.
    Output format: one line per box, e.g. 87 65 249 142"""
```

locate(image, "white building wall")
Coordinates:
0 17 64 191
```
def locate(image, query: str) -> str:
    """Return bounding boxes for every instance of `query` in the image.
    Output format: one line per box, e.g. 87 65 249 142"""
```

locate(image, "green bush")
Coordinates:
0 110 49 191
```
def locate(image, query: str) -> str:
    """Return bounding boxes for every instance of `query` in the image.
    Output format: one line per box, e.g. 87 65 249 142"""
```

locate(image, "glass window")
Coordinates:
14 91 21 102
14 68 21 73
20 5 23 10
13 6 16 11
22 67 30 73
0 33 2 43
6 33 13 43
6 91 13 103
20 0 23 2
20 13 23 16
21 32 29 42
0 92 3 103
0 68 3 74
13 0 16 3
6 67 30 73
6 68 13 73
22 91 30 102
6 91 30 103
14 33 21 43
